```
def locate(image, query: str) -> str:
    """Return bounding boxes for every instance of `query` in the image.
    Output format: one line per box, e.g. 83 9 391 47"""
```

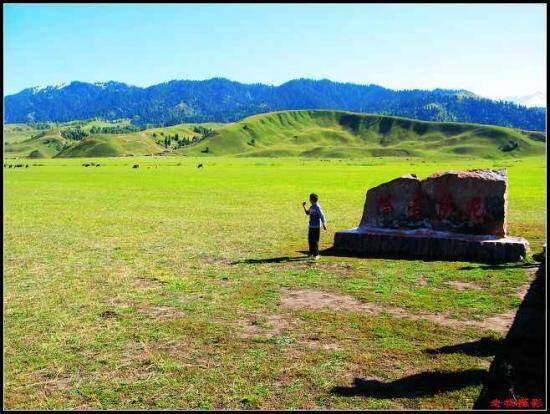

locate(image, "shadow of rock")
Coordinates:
330 369 486 399
458 263 538 271
474 260 546 408
424 337 502 357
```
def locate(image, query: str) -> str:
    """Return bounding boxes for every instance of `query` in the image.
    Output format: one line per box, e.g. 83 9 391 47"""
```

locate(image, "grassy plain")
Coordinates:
3 155 546 409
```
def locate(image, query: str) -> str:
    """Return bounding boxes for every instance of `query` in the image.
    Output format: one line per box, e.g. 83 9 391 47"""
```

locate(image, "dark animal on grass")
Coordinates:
197 164 203 169
25 165 29 168
132 164 140 169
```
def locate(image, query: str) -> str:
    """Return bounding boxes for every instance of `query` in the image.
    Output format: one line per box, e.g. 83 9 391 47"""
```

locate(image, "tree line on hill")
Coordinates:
89 124 146 134
153 126 215 149
4 78 546 131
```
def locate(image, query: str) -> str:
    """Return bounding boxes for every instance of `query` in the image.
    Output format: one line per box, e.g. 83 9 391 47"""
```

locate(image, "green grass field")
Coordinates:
3 154 545 409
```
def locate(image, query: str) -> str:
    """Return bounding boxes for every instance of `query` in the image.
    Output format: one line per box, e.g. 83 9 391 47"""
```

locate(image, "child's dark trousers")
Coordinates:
308 227 320 256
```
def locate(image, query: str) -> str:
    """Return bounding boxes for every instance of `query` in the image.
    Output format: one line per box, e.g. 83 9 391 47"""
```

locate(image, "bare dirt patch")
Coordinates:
200 255 233 266
237 312 341 350
121 341 154 365
134 277 161 289
238 313 297 339
444 281 482 291
417 276 429 286
279 289 516 334
145 305 185 319
104 298 184 319
476 310 517 333
280 289 366 312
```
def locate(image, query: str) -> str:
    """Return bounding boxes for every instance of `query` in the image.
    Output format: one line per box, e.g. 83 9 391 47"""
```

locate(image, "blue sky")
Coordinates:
3 4 546 98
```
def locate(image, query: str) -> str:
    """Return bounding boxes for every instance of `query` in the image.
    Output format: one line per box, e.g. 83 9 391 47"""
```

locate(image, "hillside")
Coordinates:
179 110 545 158
4 78 546 131
3 111 545 160
3 119 221 159
55 134 164 158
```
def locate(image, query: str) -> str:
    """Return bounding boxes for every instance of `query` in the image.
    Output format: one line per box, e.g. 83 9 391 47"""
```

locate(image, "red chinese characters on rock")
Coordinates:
435 193 454 220
468 196 486 222
358 169 508 236
377 195 394 215
407 191 422 220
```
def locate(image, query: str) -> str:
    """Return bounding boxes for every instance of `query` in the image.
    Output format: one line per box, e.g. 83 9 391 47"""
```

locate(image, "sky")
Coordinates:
3 3 547 99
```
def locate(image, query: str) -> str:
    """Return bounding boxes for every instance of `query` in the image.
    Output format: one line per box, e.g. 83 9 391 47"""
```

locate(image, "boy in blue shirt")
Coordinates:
302 193 327 259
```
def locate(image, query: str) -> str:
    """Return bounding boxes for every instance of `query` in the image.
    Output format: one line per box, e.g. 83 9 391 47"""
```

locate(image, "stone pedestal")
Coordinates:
333 227 529 263
333 168 529 263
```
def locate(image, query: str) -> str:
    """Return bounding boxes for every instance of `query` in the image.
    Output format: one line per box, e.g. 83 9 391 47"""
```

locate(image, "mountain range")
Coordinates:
4 78 546 131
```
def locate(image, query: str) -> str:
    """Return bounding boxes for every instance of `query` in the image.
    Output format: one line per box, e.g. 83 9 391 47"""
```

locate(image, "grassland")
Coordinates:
3 154 546 409
3 110 545 160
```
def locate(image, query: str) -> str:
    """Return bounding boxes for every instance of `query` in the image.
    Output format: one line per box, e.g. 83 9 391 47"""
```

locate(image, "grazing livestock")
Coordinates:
132 164 140 169
197 164 203 169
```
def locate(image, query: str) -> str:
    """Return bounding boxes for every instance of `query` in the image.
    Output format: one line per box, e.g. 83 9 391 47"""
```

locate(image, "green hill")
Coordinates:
179 110 545 158
3 111 545 159
55 134 164 158
4 127 67 158
3 124 41 144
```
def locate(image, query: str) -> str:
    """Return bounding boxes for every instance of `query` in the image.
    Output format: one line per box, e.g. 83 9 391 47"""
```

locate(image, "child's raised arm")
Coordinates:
302 201 310 215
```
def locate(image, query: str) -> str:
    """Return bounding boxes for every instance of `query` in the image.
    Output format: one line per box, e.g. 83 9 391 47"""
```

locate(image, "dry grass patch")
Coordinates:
237 312 342 351
104 298 185 319
133 277 161 289
444 281 482 291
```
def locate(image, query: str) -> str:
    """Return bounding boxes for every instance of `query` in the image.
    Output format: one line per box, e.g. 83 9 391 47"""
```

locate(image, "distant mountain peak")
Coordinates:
28 82 70 94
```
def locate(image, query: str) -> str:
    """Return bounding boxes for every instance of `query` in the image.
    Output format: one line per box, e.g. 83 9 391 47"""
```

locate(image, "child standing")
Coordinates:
302 193 327 259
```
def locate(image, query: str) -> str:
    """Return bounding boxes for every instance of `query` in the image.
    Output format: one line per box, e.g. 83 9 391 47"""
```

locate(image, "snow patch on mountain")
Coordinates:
30 82 69 94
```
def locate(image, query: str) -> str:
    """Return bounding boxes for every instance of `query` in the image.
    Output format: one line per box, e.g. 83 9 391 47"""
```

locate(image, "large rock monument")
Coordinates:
333 169 529 262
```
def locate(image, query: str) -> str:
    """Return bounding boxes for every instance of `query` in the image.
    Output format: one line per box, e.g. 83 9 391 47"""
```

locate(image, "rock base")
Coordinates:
333 226 529 263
